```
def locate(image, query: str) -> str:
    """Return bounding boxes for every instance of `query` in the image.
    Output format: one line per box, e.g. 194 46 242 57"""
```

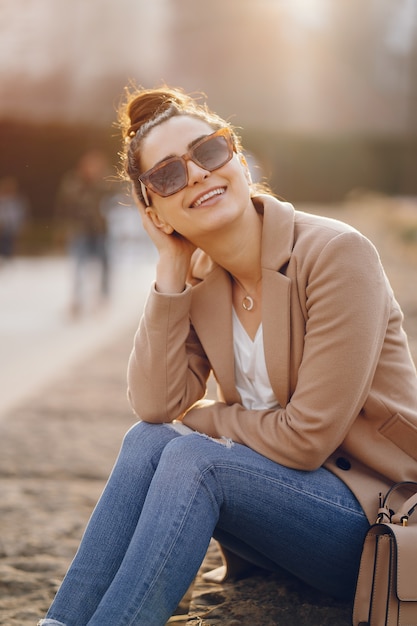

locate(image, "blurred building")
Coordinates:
0 0 416 214
0 0 415 135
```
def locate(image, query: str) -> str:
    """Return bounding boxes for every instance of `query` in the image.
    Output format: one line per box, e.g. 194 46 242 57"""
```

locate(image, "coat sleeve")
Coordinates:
127 283 211 422
182 231 392 470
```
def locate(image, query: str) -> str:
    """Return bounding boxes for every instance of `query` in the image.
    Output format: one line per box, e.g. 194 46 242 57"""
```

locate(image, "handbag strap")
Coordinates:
391 492 417 524
377 481 417 525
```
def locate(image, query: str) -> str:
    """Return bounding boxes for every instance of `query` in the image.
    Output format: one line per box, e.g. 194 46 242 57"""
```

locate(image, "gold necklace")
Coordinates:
242 295 254 311
232 276 261 312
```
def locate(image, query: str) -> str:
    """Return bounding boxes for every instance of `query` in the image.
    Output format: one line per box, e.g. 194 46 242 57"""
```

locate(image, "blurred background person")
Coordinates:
0 175 28 261
55 149 114 318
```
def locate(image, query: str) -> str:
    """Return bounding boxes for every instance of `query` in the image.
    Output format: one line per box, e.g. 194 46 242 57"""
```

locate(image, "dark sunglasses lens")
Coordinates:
193 135 231 171
149 160 187 196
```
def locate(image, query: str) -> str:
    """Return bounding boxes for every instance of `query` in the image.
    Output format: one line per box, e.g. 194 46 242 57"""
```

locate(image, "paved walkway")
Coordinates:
0 249 156 418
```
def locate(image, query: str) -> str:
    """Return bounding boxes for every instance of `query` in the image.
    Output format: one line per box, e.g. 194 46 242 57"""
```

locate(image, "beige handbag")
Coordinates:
352 481 417 626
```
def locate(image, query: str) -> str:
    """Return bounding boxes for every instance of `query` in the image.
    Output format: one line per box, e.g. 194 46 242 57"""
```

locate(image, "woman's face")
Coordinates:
139 115 252 244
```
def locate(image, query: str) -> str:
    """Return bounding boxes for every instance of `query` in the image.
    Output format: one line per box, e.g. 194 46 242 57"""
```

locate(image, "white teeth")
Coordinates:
193 188 224 207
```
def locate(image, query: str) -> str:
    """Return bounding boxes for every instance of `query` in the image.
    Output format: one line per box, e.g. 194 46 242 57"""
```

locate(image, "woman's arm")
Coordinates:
127 203 210 420
127 285 211 422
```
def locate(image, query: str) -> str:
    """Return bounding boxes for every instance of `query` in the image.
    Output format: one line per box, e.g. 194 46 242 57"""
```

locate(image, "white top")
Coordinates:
167 309 280 437
232 308 280 410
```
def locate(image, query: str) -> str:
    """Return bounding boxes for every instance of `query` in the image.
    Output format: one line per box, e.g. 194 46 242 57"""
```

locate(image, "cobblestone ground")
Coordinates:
1 200 416 625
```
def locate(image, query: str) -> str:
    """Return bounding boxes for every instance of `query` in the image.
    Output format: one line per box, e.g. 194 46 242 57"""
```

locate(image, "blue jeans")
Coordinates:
42 421 369 626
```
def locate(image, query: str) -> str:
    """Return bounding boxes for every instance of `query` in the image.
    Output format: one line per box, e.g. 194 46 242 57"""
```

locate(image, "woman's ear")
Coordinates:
145 208 174 234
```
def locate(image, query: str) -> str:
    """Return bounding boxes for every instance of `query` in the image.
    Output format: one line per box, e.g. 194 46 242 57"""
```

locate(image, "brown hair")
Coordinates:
117 84 270 205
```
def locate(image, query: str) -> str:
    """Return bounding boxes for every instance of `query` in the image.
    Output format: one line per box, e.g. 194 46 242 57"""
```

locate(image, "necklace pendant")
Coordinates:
242 295 254 311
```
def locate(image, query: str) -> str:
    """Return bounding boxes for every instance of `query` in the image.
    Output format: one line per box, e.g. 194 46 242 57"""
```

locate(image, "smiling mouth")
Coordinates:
191 187 225 208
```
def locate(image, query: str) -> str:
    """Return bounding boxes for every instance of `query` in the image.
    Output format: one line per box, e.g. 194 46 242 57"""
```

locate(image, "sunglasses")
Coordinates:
138 127 235 205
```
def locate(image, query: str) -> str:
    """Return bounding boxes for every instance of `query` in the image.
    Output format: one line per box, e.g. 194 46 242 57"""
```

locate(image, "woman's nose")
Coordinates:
186 159 209 185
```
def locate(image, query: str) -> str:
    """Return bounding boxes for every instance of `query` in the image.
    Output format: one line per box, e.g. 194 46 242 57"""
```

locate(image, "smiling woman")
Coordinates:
130 114 259 261
38 84 417 626
119 86 267 207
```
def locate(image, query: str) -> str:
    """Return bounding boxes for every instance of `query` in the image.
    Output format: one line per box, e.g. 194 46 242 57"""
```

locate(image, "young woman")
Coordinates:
39 86 417 626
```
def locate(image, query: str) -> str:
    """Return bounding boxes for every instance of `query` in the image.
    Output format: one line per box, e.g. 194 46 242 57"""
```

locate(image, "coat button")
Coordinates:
336 457 351 471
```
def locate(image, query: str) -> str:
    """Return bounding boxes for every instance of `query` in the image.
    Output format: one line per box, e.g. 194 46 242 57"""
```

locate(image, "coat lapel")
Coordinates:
190 265 241 404
262 268 291 407
258 196 295 408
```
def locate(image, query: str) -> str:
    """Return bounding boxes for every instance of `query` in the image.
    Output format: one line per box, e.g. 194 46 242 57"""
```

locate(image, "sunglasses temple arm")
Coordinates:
139 180 150 207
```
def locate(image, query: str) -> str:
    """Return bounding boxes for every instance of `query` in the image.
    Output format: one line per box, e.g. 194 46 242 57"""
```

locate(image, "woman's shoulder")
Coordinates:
294 207 358 237
261 194 372 262
291 206 382 279
258 194 361 243
291 205 376 261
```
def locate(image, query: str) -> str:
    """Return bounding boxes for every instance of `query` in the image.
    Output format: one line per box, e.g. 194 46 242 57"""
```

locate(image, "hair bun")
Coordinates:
124 86 197 139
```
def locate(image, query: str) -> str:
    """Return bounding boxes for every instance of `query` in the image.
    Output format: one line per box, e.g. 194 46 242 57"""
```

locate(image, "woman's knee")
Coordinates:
122 420 151 446
157 435 225 510
116 421 175 471
122 420 171 450
159 432 227 476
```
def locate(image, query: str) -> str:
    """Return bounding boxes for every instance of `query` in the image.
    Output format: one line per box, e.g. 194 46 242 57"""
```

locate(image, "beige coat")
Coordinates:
128 195 417 523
